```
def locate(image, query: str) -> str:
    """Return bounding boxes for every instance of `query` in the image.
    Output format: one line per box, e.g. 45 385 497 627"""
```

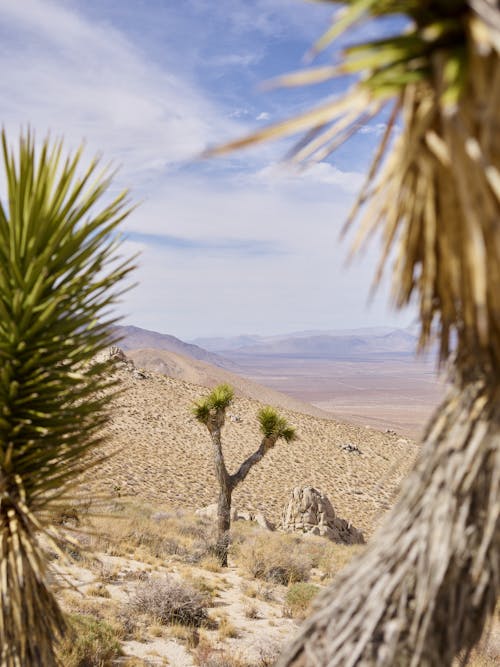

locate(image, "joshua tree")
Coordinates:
193 384 296 566
207 1 500 665
0 131 134 666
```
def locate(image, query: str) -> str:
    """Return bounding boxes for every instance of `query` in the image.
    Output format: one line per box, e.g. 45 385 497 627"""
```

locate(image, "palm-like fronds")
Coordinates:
258 406 297 443
206 0 500 369
0 131 134 666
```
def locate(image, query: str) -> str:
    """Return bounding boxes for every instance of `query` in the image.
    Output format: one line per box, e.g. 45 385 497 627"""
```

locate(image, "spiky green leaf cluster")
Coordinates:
193 383 234 424
0 131 135 665
257 406 297 443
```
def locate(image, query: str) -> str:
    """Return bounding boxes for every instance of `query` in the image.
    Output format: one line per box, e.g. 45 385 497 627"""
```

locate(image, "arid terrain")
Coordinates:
221 355 445 440
54 350 497 666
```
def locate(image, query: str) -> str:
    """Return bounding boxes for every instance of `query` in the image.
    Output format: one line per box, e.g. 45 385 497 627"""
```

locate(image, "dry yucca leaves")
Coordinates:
0 132 134 665
207 0 500 371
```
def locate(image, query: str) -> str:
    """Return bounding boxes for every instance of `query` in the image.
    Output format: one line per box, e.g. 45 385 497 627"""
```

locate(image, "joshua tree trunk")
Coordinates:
207 407 233 567
277 360 499 667
216 485 232 567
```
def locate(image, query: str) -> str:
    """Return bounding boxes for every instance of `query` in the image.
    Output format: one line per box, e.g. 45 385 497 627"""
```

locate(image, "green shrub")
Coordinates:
283 583 320 618
57 614 122 667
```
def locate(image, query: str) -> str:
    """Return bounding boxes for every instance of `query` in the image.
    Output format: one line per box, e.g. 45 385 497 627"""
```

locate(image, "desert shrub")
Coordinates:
313 542 365 580
283 583 320 618
234 532 312 585
195 638 281 667
218 616 240 639
57 614 122 667
129 575 208 627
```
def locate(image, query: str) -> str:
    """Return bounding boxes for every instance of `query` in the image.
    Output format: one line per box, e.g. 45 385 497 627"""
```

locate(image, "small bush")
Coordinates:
283 583 320 618
235 532 312 585
218 616 239 639
57 614 122 667
129 575 208 627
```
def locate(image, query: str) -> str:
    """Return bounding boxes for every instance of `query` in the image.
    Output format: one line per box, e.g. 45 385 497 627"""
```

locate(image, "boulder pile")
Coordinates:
281 486 364 545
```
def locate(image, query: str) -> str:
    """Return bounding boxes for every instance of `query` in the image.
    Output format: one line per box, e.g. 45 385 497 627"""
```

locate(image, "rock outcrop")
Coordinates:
281 486 364 545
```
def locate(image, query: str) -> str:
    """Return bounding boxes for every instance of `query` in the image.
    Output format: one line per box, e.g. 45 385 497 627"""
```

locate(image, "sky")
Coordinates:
0 0 414 339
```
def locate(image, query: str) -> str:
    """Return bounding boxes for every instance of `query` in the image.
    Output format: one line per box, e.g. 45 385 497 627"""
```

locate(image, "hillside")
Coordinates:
114 324 236 369
82 353 420 536
127 347 333 421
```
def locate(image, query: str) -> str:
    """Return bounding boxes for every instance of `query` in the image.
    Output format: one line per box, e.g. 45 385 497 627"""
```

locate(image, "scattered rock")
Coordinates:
341 443 362 454
385 428 397 436
281 487 364 545
195 503 238 521
234 510 275 531
229 413 242 423
195 504 275 530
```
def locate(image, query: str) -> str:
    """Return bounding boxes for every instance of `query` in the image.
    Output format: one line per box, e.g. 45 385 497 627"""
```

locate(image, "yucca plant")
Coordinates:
206 1 500 665
0 131 134 666
193 385 296 566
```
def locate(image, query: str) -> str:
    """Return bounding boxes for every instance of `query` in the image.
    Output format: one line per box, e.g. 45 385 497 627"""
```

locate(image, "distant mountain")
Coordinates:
191 335 263 352
113 325 237 369
192 327 421 360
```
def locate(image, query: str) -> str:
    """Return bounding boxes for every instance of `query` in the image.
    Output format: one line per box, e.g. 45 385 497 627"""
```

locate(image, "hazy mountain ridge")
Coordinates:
193 327 421 360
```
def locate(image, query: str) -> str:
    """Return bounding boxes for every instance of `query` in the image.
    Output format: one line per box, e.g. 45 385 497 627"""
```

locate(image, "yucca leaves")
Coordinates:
193 384 234 425
257 406 297 444
0 131 135 666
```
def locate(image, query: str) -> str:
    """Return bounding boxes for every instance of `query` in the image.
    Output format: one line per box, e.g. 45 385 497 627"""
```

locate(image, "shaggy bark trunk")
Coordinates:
208 409 233 567
216 482 232 567
277 368 500 667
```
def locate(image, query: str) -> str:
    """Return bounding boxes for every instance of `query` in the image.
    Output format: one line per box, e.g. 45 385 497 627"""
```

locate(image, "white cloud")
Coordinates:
358 122 388 136
0 0 241 185
254 162 365 194
256 112 271 121
207 52 264 68
0 0 414 338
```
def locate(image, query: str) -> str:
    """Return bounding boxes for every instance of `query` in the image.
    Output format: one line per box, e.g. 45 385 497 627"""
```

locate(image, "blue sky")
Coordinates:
0 0 413 339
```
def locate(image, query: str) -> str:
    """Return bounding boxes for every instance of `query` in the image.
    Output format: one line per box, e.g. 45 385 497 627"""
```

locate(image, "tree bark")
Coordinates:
230 436 274 488
277 370 500 667
216 483 232 567
208 408 233 566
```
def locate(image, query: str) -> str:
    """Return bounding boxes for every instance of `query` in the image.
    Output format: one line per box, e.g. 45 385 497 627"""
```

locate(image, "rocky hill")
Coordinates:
82 352 420 536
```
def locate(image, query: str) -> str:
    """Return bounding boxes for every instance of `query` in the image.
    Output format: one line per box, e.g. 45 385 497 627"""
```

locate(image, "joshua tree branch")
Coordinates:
230 437 275 488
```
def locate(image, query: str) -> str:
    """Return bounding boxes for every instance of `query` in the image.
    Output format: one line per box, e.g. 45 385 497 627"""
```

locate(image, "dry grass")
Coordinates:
233 530 312 585
218 616 240 639
56 614 122 667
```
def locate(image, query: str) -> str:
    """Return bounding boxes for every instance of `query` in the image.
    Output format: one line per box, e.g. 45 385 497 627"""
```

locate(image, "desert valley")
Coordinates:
52 326 498 666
